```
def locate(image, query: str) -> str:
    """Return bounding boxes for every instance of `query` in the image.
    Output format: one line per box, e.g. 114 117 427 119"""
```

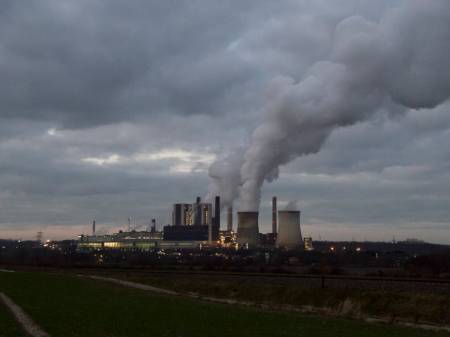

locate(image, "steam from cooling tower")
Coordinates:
207 149 244 207
209 0 450 211
284 201 298 211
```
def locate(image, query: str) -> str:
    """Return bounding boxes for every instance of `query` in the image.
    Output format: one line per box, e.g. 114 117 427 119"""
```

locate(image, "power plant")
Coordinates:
79 196 307 251
276 210 303 250
237 211 259 246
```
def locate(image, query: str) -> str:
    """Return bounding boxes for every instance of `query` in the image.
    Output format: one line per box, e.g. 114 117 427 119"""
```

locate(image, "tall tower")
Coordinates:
36 231 43 244
195 196 201 226
214 196 220 228
272 196 277 234
227 207 233 232
92 220 96 235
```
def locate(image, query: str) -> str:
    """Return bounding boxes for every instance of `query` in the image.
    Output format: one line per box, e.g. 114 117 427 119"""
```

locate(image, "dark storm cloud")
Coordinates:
0 0 449 242
0 0 270 127
0 0 372 127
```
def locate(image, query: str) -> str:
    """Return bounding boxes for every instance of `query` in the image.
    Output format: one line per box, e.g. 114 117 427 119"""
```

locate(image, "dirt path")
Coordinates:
0 292 51 337
82 275 178 295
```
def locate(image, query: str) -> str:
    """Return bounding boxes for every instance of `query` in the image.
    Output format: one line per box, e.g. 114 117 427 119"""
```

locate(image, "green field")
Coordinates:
0 298 25 337
0 272 449 337
97 271 450 325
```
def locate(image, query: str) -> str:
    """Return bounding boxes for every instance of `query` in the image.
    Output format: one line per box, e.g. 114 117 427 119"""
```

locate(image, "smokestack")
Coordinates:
195 196 201 226
272 196 277 234
237 212 259 246
276 210 303 250
92 220 96 235
227 207 233 232
214 196 220 228
208 222 212 244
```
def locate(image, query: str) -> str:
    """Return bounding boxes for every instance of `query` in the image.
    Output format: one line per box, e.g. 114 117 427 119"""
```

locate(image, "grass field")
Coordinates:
0 299 25 337
90 271 450 325
0 272 449 337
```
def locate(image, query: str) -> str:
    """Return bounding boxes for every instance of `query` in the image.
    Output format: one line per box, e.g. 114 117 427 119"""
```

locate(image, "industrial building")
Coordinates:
172 203 194 226
78 230 166 250
163 224 219 241
172 199 212 226
78 195 309 251
165 196 220 242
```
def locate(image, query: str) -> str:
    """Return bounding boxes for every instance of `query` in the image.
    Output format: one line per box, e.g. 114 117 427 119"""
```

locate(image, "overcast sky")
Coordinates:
1 0 449 243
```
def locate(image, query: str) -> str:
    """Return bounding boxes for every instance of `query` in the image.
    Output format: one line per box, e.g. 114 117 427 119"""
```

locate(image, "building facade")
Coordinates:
172 202 212 226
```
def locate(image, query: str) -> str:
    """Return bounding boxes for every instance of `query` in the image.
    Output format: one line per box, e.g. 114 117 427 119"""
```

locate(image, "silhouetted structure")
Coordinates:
272 196 277 234
237 212 259 246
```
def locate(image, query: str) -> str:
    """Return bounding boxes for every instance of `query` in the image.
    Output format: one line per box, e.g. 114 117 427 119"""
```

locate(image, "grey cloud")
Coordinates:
0 0 449 242
0 0 386 128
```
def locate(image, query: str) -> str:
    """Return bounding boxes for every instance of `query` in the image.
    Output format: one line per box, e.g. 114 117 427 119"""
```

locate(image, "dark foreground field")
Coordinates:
0 300 25 337
92 270 450 325
0 272 449 337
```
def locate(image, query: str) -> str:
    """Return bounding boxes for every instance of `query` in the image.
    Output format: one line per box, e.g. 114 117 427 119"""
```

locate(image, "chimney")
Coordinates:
195 196 201 225
208 222 212 244
227 207 233 232
92 220 96 235
214 196 220 228
272 196 277 234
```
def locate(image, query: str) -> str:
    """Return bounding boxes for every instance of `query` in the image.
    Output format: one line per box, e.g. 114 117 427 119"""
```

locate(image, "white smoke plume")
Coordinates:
206 148 245 207
210 0 450 211
284 200 299 211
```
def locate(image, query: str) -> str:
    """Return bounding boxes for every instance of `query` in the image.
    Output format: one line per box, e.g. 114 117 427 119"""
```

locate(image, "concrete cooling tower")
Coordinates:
276 210 303 250
237 212 259 246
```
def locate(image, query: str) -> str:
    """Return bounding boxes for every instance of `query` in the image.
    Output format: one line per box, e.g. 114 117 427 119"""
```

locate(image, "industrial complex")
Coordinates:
78 196 308 251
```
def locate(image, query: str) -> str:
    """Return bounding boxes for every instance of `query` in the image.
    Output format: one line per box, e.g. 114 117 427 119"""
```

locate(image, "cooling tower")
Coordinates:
237 212 259 246
276 210 303 250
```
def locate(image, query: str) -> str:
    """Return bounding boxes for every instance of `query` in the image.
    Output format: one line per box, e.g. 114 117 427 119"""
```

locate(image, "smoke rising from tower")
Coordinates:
207 149 244 208
209 0 450 211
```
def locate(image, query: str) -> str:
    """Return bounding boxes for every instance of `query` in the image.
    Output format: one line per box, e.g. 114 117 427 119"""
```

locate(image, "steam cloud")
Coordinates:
206 149 245 207
209 0 450 211
284 201 299 211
